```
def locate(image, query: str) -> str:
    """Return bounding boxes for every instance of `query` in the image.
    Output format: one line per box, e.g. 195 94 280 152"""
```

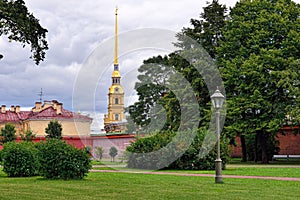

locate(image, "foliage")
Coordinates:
1 142 38 177
127 1 228 134
21 129 36 142
0 0 48 64
109 146 118 162
84 145 92 156
127 55 173 132
181 0 227 59
45 120 62 139
0 123 16 144
217 0 300 163
36 139 91 180
126 129 230 170
0 149 2 163
94 146 104 160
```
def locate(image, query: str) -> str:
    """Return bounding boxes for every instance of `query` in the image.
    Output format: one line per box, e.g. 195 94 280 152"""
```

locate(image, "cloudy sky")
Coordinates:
0 0 298 115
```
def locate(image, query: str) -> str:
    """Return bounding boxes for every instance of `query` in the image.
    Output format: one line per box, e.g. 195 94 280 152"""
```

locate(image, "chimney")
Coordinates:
56 103 62 115
1 105 6 113
15 105 20 113
52 100 58 109
36 102 42 111
10 105 15 112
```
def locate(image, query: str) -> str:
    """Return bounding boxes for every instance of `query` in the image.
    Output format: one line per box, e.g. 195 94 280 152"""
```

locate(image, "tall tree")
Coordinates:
217 0 300 163
45 120 63 139
0 0 48 64
128 1 227 133
128 55 174 133
182 0 227 59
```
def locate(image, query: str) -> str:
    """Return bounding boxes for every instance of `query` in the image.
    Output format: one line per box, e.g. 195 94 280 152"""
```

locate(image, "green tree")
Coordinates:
21 129 36 142
94 146 104 161
109 146 118 162
45 120 62 139
0 123 16 144
217 0 300 163
0 0 48 64
181 0 227 59
128 55 173 132
128 1 227 133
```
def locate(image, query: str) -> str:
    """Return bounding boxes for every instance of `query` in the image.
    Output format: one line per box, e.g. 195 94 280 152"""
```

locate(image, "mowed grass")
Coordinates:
92 159 300 178
0 169 300 200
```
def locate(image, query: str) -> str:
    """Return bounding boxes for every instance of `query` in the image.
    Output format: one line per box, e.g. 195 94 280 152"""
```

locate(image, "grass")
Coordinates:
91 159 300 178
1 159 299 200
0 170 299 200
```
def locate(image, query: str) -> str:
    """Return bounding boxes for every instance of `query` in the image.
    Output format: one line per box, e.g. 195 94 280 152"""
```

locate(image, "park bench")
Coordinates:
272 155 300 161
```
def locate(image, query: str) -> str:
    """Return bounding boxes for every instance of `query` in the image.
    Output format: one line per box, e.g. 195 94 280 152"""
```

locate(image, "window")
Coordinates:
115 98 119 104
115 114 119 120
114 87 119 92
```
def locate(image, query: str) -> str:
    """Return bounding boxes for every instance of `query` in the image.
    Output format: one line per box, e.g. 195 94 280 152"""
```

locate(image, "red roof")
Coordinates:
0 107 92 123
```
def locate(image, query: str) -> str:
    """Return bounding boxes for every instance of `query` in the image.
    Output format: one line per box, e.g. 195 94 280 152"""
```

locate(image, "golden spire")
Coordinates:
114 6 118 65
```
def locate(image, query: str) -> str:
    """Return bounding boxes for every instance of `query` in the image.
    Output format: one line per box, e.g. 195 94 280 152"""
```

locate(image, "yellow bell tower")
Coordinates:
104 7 125 133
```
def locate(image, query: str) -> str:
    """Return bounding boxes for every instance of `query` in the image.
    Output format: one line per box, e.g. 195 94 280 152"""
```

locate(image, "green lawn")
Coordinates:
0 166 300 200
91 159 300 178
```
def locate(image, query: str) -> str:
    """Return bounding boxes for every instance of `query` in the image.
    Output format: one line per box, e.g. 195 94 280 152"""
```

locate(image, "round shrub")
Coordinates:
2 142 38 177
36 139 91 180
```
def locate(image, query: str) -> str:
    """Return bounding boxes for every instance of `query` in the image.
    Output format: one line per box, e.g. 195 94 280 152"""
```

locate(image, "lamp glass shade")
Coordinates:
211 89 225 109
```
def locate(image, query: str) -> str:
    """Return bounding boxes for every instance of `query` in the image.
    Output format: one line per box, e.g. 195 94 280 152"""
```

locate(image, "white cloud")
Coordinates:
1 0 298 113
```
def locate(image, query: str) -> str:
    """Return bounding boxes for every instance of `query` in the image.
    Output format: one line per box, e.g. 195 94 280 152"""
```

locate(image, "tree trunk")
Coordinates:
258 131 269 164
240 134 247 162
254 133 258 163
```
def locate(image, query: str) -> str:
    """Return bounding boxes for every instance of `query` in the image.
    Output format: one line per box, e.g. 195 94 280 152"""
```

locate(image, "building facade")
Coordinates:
0 100 92 137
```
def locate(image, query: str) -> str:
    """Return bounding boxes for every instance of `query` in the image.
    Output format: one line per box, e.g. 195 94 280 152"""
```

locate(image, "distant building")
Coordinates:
0 100 92 137
104 7 126 133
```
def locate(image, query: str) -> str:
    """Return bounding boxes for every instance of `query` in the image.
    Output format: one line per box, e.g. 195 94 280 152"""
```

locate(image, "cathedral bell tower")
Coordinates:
104 7 125 133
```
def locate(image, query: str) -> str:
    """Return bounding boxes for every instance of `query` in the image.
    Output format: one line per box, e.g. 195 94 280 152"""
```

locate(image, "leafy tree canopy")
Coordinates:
0 0 48 64
217 0 300 163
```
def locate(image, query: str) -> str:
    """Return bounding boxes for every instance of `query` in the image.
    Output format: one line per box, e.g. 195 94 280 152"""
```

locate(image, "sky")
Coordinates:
0 0 239 112
0 0 299 116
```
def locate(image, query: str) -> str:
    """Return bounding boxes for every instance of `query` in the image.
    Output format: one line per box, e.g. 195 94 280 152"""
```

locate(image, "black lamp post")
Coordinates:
211 88 225 183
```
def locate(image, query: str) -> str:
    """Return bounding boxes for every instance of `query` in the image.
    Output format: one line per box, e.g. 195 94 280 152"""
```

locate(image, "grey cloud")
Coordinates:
0 0 249 110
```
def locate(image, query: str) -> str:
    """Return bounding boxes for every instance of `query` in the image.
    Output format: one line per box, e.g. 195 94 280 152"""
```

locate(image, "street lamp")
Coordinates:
211 88 225 183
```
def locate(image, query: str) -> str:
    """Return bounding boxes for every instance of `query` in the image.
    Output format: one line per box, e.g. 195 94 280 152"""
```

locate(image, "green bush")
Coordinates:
2 142 38 177
36 139 91 180
0 149 3 164
126 129 230 170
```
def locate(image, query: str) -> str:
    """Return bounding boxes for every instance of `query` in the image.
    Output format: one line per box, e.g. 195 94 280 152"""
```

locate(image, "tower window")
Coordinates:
114 64 119 71
115 98 119 104
115 114 119 120
115 87 119 92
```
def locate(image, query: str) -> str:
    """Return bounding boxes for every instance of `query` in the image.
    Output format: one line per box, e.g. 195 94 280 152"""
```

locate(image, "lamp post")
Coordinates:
211 88 225 183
